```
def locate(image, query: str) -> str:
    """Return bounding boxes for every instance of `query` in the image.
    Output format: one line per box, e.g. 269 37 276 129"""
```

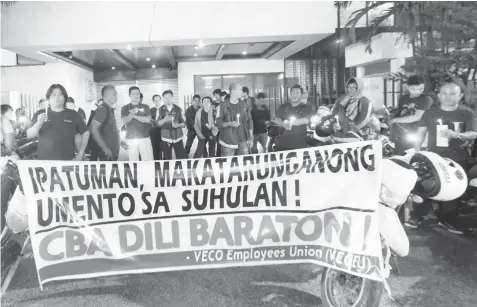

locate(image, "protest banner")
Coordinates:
16 141 384 287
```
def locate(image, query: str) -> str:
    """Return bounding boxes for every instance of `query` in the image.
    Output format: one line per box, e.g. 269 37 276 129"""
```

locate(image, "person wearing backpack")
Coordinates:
89 85 120 161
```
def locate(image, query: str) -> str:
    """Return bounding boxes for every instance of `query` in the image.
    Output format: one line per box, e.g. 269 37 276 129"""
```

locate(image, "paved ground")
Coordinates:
1 226 476 307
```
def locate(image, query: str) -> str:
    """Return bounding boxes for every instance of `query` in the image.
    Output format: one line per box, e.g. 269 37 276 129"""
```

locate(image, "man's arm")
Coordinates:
74 113 90 158
391 110 425 124
457 109 477 141
133 105 152 123
215 105 233 129
173 108 186 128
246 104 254 139
121 105 133 126
194 111 204 138
89 107 111 154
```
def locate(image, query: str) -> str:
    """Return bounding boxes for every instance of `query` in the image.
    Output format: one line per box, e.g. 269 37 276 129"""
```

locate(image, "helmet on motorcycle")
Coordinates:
5 187 29 234
317 106 331 118
314 115 335 137
410 151 467 201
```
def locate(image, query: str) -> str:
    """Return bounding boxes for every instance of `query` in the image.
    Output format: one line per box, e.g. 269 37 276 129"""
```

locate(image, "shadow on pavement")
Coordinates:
387 227 477 307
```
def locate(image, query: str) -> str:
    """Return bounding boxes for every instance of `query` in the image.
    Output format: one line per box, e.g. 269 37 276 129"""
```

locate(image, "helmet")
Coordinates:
410 151 467 201
5 187 28 234
317 106 331 118
314 115 335 137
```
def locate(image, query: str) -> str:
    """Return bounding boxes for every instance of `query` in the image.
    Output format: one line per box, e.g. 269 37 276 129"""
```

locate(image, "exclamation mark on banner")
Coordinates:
362 215 371 251
295 180 300 207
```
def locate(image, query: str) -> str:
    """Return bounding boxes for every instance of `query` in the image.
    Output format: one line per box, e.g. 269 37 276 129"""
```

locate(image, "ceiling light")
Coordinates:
242 51 247 55
112 67 115 70
127 44 132 50
194 54 198 57
152 64 156 68
194 46 199 50
198 40 205 48
146 58 151 62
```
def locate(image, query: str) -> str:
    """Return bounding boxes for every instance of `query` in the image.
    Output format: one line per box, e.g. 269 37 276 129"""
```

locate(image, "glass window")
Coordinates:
194 76 222 98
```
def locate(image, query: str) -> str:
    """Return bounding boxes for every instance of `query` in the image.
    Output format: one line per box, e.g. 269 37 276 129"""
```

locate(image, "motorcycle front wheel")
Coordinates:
321 268 383 307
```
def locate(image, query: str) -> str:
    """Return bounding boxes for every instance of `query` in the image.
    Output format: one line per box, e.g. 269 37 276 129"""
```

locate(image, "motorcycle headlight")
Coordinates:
379 185 406 209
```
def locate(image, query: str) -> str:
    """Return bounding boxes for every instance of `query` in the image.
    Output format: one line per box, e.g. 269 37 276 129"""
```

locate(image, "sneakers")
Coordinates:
405 216 422 229
438 221 464 235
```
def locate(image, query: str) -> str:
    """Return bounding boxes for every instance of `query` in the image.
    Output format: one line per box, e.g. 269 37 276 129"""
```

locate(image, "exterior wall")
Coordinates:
1 62 96 114
2 1 336 51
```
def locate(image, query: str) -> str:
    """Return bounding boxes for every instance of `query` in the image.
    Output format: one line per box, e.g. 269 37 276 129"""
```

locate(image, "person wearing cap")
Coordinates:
273 84 313 151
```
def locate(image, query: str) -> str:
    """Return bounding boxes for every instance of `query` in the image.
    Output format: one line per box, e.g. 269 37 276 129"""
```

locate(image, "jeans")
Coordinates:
252 133 268 154
184 129 197 157
194 136 216 158
221 142 250 156
150 127 162 160
161 141 186 160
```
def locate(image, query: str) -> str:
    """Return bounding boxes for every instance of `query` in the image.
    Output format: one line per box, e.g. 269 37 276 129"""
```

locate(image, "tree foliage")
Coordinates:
337 1 477 104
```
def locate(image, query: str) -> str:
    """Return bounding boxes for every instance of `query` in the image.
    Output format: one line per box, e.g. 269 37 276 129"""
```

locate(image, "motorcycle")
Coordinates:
0 139 38 293
314 119 468 307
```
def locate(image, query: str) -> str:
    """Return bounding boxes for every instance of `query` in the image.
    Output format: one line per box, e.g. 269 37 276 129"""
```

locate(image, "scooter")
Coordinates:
314 119 468 307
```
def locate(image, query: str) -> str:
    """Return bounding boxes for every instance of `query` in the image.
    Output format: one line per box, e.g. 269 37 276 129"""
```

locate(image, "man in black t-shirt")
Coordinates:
121 86 153 161
273 85 313 151
389 75 435 154
407 83 477 234
27 85 89 160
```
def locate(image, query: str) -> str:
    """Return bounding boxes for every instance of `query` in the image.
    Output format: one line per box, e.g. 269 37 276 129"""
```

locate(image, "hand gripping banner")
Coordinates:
16 141 384 287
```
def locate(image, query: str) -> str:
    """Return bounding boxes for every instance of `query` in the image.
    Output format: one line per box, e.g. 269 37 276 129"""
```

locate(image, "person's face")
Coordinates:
193 97 201 108
290 88 302 103
438 85 463 106
221 95 226 102
346 82 358 97
153 96 162 107
163 94 173 106
49 88 66 109
408 84 425 98
300 93 309 103
65 102 75 110
104 89 118 107
130 89 141 104
214 94 221 101
4 109 13 120
241 90 248 99
231 84 242 99
203 99 211 111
